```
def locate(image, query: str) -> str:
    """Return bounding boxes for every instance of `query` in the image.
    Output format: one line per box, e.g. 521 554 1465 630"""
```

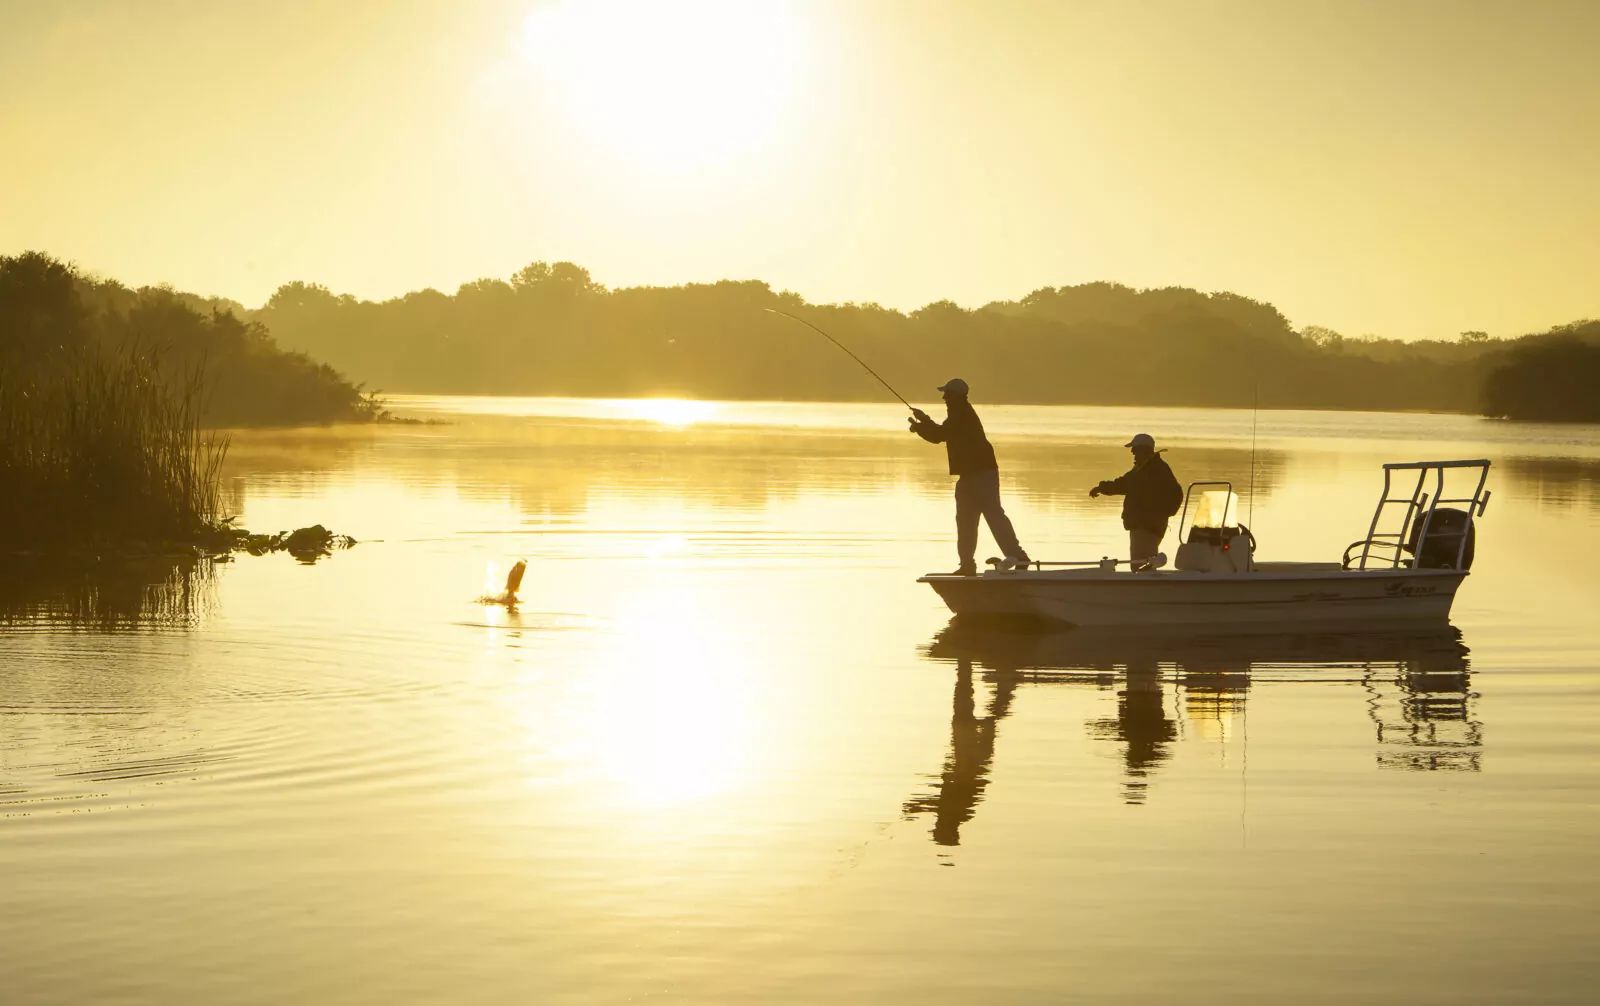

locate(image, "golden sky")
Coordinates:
2 0 1596 339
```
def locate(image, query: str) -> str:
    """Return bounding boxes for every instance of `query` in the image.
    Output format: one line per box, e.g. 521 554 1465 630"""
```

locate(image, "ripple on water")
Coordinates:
450 610 600 631
0 578 603 824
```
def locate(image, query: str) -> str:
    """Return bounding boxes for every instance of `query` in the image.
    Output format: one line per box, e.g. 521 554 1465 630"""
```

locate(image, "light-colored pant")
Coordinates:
955 468 1025 566
1130 525 1167 563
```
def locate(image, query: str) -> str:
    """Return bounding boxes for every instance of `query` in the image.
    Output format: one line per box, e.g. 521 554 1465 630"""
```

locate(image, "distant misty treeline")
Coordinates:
255 264 1596 417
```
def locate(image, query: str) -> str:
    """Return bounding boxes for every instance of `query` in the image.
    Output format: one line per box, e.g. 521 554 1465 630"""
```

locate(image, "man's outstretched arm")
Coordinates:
909 408 947 443
1091 473 1131 497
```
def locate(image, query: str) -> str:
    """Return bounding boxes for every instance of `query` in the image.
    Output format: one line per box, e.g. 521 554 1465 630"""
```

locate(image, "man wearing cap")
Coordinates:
1090 433 1183 569
910 378 1030 576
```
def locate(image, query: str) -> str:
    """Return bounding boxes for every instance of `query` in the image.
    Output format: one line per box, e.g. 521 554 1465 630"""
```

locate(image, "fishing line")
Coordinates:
763 308 915 412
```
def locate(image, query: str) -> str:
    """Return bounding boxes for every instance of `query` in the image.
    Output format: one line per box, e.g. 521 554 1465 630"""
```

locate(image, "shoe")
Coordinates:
951 564 978 577
989 555 1031 572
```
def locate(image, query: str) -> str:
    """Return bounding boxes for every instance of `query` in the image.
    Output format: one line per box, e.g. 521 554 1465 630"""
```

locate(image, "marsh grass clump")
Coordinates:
1 251 230 550
0 343 229 549
2 251 386 553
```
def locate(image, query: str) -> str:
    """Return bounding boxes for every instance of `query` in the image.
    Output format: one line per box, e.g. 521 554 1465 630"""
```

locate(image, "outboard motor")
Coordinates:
1406 507 1476 570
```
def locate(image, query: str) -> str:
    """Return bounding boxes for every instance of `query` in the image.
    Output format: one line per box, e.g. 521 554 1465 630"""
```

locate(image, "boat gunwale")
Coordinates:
916 566 1468 585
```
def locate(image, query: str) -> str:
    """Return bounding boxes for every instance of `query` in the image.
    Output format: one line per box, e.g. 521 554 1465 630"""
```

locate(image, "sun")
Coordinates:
519 0 806 171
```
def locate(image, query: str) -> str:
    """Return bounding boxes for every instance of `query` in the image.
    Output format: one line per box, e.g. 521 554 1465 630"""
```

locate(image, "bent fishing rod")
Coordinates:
763 308 916 414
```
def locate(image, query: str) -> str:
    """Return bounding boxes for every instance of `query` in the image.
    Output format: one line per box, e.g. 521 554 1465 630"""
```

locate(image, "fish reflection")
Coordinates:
905 621 1477 843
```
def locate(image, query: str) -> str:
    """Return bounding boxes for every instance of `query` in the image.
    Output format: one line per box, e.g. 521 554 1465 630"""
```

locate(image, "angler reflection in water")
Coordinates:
902 660 1015 846
1086 662 1176 805
902 657 1181 843
905 621 1484 845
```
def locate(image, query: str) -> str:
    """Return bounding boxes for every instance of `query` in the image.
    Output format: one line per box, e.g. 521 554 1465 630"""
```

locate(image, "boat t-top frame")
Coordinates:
1346 460 1492 571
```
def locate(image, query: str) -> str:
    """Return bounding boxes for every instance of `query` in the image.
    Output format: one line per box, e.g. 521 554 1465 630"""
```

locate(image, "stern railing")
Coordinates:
1347 460 1491 571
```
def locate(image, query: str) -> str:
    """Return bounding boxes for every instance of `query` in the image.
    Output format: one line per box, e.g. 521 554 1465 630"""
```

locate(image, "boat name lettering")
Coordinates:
1384 581 1438 597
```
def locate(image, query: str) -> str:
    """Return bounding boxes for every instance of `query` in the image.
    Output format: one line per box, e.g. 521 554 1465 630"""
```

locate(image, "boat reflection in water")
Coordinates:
904 619 1478 844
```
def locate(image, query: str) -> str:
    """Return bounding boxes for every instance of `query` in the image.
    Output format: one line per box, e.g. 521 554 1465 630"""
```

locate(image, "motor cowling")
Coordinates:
1406 507 1476 570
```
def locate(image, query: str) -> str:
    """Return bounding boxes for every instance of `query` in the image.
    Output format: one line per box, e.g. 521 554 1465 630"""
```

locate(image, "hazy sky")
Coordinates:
2 0 1596 338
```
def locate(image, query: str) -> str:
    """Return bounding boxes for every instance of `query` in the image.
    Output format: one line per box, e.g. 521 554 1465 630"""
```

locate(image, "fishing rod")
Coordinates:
1248 382 1259 529
763 308 915 413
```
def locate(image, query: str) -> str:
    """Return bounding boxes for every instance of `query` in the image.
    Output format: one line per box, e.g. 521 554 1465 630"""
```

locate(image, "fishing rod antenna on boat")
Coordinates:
763 308 915 414
1248 382 1259 529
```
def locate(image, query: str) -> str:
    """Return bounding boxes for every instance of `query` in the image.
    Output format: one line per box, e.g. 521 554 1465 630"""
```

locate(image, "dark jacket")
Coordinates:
913 399 998 476
1098 454 1183 531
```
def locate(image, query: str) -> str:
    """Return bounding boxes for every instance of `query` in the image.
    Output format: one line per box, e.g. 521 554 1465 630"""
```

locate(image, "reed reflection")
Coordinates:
906 621 1477 842
0 554 215 630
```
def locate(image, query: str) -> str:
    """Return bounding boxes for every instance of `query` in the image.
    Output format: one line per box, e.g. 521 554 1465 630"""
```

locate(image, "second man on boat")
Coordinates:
1090 433 1184 570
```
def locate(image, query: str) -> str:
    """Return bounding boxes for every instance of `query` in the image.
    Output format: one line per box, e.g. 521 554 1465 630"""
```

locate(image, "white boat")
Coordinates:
919 459 1491 628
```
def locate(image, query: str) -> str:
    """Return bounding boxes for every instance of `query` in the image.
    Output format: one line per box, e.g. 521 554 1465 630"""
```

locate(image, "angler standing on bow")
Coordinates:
910 379 1031 576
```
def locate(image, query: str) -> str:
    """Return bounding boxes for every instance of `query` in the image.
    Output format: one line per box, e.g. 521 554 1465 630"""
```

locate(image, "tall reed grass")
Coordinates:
0 344 229 549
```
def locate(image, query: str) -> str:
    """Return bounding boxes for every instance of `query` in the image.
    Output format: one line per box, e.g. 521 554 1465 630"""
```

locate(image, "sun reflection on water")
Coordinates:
580 583 750 806
618 398 717 427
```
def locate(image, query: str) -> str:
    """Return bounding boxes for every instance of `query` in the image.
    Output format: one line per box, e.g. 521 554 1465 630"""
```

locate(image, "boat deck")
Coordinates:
920 561 1425 583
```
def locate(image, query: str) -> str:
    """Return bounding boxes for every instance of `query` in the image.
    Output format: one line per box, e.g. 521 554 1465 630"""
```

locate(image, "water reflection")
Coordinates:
1502 455 1600 512
900 661 1015 846
218 413 1290 527
1367 664 1482 772
1087 664 1177 804
906 621 1478 840
0 554 215 630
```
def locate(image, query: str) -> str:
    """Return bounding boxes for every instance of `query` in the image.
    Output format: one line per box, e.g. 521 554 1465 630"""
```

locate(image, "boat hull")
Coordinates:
918 566 1466 627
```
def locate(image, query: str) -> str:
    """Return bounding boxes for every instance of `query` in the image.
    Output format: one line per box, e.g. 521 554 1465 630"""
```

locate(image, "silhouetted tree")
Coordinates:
2 253 370 427
1482 324 1600 422
0 250 90 366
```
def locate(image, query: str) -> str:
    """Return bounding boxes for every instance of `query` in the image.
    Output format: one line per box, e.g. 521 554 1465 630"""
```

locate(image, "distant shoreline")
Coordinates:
254 268 1598 421
379 392 1515 422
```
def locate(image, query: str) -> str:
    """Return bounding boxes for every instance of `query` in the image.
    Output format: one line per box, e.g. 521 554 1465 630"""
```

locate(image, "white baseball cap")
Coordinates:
1124 433 1155 449
937 378 969 395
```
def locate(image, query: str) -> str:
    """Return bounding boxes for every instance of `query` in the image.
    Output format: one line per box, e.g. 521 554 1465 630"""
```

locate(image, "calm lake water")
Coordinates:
4 397 1599 1004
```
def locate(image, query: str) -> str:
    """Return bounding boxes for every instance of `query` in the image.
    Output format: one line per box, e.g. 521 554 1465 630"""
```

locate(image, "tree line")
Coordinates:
256 263 1590 416
1480 323 1600 422
2 252 379 427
